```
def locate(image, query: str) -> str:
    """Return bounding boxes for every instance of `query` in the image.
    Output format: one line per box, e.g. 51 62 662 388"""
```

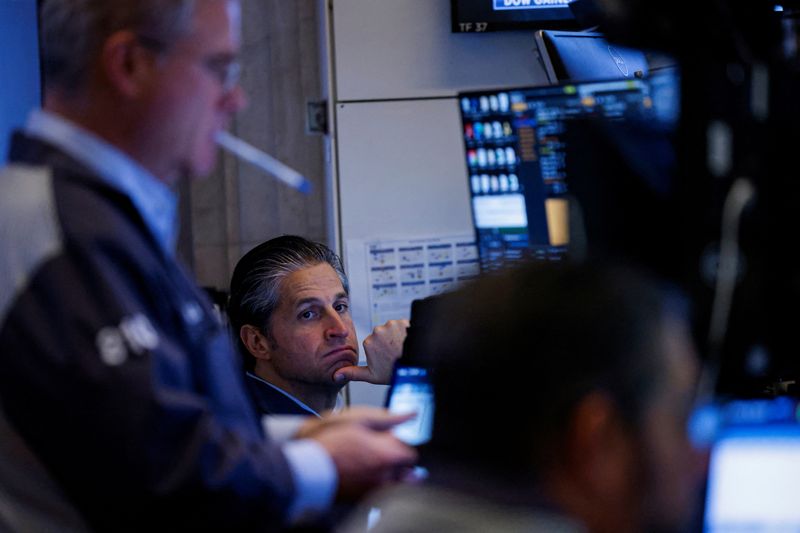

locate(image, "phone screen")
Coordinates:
385 366 434 446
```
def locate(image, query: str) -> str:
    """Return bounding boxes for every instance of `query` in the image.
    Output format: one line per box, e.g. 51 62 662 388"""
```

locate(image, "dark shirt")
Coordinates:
0 132 296 531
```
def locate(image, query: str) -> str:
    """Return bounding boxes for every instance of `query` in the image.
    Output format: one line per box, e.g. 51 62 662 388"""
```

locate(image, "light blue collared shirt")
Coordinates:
23 109 337 523
25 110 178 256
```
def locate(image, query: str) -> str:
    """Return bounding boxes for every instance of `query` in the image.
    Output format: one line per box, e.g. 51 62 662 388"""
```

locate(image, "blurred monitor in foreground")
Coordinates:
696 397 800 532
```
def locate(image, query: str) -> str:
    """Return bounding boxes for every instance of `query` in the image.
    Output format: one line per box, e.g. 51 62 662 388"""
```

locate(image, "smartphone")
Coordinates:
384 365 434 446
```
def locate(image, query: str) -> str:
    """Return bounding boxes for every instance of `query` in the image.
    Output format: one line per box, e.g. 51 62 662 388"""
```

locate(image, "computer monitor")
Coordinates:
699 398 800 532
534 30 650 84
451 0 578 33
458 78 659 272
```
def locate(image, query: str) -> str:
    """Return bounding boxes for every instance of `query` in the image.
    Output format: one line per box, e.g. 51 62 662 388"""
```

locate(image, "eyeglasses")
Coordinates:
137 35 242 92
202 56 242 92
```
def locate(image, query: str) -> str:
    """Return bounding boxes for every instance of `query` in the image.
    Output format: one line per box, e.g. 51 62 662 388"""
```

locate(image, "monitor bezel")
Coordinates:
451 0 580 33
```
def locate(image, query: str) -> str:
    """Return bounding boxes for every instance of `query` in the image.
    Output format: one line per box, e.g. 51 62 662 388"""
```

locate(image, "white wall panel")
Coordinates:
328 0 549 406
332 0 547 101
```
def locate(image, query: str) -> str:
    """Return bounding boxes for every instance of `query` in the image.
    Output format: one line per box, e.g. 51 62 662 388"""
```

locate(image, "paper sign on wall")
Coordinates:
347 235 479 331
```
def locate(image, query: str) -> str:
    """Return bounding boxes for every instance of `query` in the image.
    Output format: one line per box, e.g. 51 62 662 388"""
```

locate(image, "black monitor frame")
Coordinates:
451 0 579 33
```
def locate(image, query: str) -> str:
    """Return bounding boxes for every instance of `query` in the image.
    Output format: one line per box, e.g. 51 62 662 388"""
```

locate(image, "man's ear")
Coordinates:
543 392 642 533
239 325 272 361
99 30 155 98
564 392 638 500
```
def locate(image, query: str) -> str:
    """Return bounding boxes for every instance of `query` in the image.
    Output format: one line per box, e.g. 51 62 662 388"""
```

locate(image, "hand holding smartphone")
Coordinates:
385 366 434 447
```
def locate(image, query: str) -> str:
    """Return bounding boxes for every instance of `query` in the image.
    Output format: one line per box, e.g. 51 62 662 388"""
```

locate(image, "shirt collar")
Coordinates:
25 109 179 256
246 372 345 417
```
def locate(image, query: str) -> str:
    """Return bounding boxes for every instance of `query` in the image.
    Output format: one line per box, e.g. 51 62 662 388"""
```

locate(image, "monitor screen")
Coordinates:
458 78 659 272
705 431 800 531
700 398 800 532
451 0 578 33
385 366 434 447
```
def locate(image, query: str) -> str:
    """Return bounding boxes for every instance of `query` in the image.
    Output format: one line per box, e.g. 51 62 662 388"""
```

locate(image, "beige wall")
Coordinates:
179 0 328 291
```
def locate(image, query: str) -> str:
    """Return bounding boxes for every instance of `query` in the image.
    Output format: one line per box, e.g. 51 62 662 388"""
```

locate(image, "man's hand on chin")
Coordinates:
333 319 409 385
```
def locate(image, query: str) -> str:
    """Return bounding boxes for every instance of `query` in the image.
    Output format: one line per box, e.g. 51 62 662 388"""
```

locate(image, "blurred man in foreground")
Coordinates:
341 261 706 533
0 1 415 530
228 235 408 417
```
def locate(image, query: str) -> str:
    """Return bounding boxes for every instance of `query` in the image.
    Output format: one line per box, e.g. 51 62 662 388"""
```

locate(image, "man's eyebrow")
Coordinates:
292 293 349 308
293 297 323 309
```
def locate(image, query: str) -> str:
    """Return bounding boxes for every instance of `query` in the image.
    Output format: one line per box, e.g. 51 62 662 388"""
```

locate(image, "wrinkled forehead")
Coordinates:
279 263 348 306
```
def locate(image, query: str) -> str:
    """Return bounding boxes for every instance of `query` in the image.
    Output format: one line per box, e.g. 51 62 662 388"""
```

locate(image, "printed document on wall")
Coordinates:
346 234 479 336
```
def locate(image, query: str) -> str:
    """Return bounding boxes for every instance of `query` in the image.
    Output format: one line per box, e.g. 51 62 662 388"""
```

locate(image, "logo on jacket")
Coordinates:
608 46 629 77
96 313 159 366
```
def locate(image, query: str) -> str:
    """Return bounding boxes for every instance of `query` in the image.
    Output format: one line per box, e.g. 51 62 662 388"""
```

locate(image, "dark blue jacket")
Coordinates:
245 373 320 417
0 134 295 531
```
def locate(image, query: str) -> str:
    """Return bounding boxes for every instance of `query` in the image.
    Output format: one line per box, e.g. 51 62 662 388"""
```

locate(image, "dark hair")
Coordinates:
227 235 348 372
423 260 681 476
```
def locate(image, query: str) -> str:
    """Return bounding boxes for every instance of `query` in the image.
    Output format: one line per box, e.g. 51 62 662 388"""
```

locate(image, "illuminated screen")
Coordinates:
458 79 659 272
451 0 577 32
385 366 434 447
705 429 800 531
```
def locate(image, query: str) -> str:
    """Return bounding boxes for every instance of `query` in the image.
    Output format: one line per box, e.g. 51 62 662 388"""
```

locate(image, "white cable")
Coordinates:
708 178 756 348
696 177 756 402
216 131 312 194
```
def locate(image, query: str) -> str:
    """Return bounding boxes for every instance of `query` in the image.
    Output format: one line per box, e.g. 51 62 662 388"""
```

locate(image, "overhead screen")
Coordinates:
451 0 578 33
0 0 41 164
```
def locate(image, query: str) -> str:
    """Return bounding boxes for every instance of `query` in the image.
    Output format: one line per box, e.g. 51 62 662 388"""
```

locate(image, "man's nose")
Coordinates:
325 311 350 339
222 84 248 113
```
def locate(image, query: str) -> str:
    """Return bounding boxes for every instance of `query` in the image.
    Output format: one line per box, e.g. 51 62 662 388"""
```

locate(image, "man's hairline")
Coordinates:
258 260 350 345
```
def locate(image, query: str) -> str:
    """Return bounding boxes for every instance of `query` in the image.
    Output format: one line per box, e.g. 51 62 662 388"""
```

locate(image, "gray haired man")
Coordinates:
228 235 408 417
0 1 415 530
